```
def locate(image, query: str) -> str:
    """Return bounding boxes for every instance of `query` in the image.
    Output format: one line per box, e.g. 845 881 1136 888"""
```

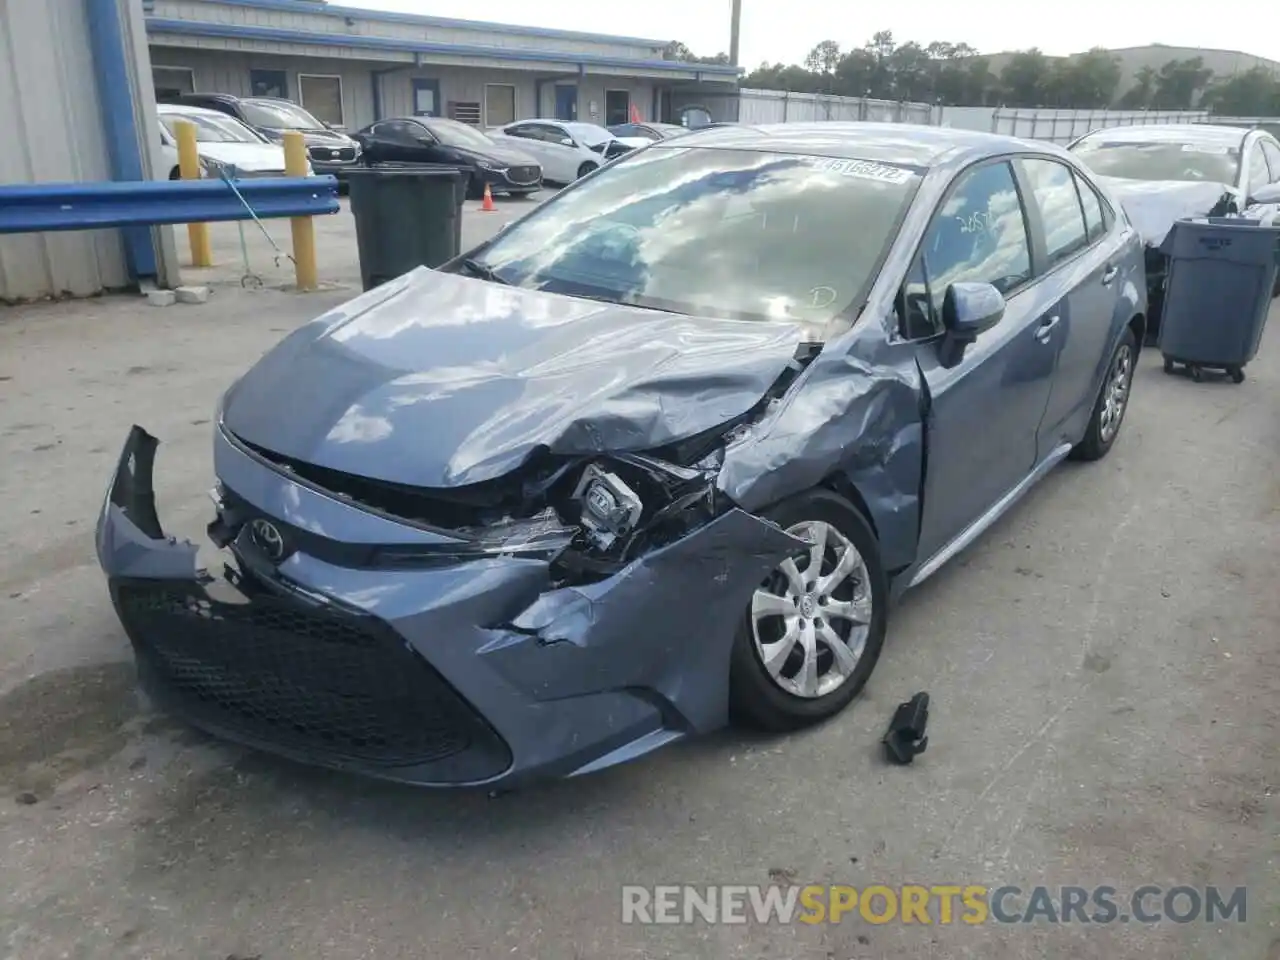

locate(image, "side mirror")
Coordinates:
1247 182 1280 206
938 281 1005 366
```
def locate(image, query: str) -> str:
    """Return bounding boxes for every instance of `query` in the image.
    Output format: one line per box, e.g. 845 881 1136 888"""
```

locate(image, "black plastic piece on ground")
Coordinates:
882 692 929 764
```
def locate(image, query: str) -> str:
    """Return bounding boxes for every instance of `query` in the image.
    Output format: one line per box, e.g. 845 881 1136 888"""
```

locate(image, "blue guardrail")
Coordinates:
0 176 339 234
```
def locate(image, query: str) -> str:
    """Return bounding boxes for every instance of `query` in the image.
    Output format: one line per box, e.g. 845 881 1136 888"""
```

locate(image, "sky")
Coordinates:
338 0 1279 68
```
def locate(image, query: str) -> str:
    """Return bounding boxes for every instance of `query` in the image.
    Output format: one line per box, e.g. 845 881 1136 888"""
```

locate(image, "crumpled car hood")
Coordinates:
1097 176 1235 246
220 268 804 488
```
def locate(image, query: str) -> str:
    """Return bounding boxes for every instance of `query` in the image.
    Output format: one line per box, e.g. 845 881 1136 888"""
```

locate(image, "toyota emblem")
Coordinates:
249 518 287 561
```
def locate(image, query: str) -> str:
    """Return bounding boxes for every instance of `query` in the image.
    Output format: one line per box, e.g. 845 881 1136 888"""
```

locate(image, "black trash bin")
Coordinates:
345 164 470 290
1157 216 1280 383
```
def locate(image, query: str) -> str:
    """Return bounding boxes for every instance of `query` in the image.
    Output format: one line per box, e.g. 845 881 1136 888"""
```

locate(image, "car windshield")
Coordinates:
160 112 263 144
562 122 613 146
469 146 921 328
423 118 497 150
1070 138 1240 184
240 99 326 131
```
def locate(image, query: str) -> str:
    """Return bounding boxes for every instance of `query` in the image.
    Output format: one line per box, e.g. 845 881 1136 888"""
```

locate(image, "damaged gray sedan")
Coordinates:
96 123 1146 788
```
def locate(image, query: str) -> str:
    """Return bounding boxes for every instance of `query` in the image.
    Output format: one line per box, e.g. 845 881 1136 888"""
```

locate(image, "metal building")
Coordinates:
143 0 740 131
1 0 179 302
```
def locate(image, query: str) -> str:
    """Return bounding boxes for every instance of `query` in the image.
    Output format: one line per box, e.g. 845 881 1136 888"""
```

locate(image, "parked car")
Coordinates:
160 93 362 180
155 103 303 180
353 116 542 197
96 123 1145 790
486 119 649 182
1068 123 1280 337
606 121 690 142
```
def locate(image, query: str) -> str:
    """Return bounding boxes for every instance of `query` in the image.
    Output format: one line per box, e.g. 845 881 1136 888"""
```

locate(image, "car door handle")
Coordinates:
1101 264 1119 285
1035 315 1060 342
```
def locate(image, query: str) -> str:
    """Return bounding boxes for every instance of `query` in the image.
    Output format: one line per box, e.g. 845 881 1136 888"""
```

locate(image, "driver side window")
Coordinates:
897 160 1033 341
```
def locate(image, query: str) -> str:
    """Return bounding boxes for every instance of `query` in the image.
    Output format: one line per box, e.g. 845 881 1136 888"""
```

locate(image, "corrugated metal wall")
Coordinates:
151 44 659 130
0 0 129 302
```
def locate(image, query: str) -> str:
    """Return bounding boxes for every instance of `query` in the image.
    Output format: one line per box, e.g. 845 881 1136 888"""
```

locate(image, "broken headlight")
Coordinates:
571 463 644 551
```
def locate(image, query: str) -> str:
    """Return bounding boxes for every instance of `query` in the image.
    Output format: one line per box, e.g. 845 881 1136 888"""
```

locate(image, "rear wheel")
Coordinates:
729 489 888 732
576 161 598 179
1071 327 1136 461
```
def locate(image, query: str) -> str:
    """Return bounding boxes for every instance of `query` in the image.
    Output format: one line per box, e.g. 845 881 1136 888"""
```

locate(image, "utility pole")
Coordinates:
729 0 742 66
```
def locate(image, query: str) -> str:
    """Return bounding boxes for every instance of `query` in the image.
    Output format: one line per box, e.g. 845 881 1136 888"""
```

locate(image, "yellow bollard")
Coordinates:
283 131 317 291
174 119 212 268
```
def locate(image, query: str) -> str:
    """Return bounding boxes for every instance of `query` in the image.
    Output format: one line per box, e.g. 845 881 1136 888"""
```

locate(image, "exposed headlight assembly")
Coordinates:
572 464 643 551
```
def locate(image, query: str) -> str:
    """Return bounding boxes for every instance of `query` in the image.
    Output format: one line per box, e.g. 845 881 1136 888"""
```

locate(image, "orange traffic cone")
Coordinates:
481 182 496 212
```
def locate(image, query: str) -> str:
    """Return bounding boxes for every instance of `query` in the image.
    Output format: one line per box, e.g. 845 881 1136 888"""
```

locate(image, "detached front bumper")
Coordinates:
95 426 800 788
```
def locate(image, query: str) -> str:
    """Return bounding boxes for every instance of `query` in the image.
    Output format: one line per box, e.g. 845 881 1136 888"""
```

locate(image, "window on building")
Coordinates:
605 89 631 127
152 66 194 99
485 84 516 127
1019 158 1089 269
298 74 344 127
249 69 288 99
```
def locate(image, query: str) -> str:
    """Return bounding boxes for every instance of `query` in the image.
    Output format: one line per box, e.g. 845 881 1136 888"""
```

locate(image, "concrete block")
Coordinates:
145 289 177 307
175 285 210 305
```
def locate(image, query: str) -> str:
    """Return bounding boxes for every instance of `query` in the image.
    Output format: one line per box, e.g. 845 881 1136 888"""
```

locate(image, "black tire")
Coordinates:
1191 366 1204 383
1071 326 1137 462
1162 357 1174 374
1230 367 1246 384
576 161 598 179
168 167 181 181
729 488 888 732
466 178 484 201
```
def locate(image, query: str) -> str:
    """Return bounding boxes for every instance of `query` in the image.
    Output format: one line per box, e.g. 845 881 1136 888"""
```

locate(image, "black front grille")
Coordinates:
114 580 509 773
506 166 540 185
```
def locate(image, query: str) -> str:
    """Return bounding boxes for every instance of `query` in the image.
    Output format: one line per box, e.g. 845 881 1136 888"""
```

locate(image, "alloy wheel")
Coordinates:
749 520 873 699
1099 343 1133 443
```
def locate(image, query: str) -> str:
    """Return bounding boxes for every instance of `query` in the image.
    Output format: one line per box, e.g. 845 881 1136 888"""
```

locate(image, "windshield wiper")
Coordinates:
460 258 510 285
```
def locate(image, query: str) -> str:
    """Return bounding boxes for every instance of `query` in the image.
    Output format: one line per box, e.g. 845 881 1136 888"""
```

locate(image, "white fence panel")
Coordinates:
990 108 1210 144
737 88 933 125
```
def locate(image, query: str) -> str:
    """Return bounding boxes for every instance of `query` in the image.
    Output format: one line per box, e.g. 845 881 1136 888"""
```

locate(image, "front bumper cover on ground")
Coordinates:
96 425 805 788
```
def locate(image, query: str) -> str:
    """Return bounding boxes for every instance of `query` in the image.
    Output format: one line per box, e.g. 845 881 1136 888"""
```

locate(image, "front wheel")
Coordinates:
1071 327 1136 461
576 161 598 179
729 489 888 732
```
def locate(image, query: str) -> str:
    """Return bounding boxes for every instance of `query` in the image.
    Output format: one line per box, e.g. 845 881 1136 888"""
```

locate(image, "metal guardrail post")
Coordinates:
283 131 317 291
173 120 212 267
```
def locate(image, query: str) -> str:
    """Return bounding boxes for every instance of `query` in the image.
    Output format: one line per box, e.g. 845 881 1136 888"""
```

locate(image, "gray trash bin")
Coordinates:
1157 216 1280 383
345 164 469 291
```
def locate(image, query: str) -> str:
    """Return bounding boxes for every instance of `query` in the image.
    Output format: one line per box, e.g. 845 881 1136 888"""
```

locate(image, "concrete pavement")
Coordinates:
0 223 1276 958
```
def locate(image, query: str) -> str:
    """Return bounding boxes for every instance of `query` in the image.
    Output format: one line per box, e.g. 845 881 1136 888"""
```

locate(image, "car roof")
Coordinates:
1075 124 1248 148
157 103 235 119
667 121 1049 168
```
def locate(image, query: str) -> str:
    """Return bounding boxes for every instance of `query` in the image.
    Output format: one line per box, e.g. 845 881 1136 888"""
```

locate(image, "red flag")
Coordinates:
630 103 642 124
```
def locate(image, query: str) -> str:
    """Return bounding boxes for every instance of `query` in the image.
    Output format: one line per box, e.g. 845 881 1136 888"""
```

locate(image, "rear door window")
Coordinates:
1020 159 1089 268
1074 172 1107 241
1262 140 1280 182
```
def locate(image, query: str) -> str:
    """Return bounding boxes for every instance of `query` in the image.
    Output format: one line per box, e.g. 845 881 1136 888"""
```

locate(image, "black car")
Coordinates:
160 93 362 180
353 117 543 198
606 121 690 142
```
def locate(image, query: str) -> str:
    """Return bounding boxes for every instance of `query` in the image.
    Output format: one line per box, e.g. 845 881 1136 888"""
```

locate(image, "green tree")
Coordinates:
804 40 843 76
663 40 731 66
1204 66 1280 115
1117 65 1157 108
999 49 1053 106
1048 48 1122 108
1151 57 1214 109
